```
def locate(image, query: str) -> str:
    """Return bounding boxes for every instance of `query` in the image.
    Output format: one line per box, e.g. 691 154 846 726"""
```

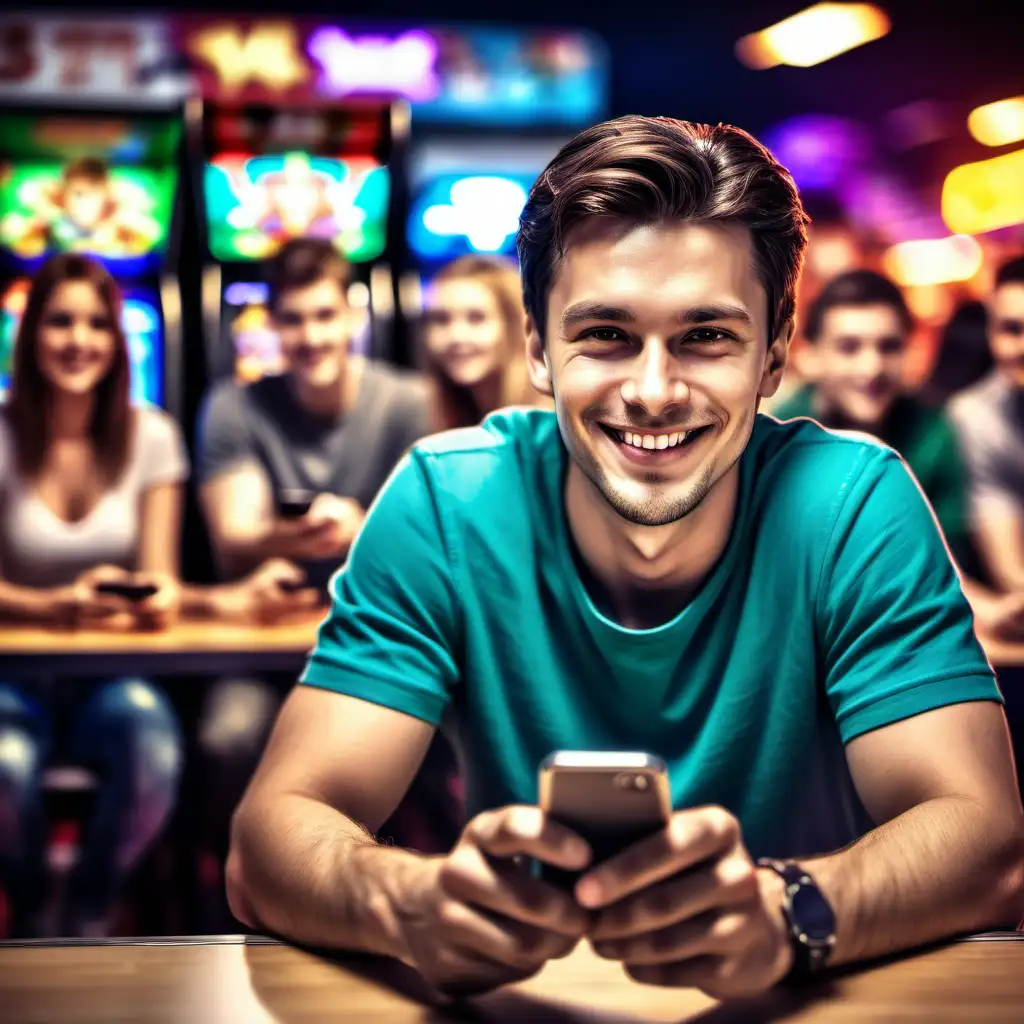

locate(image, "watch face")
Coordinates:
790 884 836 942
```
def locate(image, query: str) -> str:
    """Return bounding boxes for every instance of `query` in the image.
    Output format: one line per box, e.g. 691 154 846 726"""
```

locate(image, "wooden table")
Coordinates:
0 612 325 678
0 933 1022 1023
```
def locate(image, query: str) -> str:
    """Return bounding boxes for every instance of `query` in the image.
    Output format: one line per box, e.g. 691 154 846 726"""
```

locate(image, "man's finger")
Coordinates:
626 954 724 990
441 842 590 937
468 806 591 869
575 806 739 910
590 856 758 940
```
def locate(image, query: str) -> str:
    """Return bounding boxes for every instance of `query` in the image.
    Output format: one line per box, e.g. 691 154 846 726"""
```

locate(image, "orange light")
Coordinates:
882 236 983 288
942 148 1024 235
968 97 1024 148
735 3 890 70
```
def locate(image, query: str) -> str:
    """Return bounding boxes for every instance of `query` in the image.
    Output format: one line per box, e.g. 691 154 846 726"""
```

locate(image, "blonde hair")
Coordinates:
426 255 536 430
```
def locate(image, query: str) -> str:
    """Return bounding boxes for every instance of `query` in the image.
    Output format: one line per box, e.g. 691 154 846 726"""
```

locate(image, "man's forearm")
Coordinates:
229 792 434 955
804 795 1024 967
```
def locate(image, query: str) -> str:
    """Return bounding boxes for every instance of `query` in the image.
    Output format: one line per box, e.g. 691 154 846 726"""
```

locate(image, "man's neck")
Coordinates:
564 462 740 630
289 355 364 420
811 389 887 437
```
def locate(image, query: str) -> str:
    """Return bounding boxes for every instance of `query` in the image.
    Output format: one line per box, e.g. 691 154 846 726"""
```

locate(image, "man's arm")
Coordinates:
973 506 1024 593
227 685 439 954
806 701 1024 966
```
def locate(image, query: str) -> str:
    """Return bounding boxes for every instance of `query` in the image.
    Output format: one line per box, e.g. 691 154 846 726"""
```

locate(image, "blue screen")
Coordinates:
409 172 535 261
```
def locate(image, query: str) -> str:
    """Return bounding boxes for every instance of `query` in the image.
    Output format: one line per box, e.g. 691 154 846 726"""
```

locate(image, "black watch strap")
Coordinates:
757 858 836 980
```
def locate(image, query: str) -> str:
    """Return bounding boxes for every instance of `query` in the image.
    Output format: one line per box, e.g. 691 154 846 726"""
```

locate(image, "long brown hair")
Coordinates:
7 253 133 485
426 255 535 431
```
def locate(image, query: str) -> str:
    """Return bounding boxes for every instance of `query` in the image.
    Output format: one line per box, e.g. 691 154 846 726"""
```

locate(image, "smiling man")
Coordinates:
227 118 1024 999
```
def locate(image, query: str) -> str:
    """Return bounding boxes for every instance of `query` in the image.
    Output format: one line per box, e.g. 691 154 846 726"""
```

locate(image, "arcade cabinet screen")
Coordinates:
204 153 389 264
0 278 164 406
0 161 175 272
409 171 535 262
221 281 283 385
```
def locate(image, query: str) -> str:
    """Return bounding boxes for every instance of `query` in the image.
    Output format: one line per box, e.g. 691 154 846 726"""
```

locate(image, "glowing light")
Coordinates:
763 115 870 190
308 28 439 101
224 281 270 306
736 4 890 70
422 176 528 252
882 235 983 287
968 97 1024 148
942 148 1024 236
189 22 308 92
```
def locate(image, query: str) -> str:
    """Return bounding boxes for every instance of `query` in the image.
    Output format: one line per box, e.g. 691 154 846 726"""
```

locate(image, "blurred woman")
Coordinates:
0 253 188 937
422 254 540 430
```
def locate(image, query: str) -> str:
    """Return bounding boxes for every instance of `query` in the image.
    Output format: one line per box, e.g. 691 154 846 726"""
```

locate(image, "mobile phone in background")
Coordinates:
95 581 159 602
537 751 672 892
278 488 314 518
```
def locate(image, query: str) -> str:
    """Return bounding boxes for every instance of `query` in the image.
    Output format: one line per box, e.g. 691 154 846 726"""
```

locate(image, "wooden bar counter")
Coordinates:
0 933 1022 1023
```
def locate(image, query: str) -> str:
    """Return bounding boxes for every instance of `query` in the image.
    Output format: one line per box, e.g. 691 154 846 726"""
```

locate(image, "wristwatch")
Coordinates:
756 859 836 979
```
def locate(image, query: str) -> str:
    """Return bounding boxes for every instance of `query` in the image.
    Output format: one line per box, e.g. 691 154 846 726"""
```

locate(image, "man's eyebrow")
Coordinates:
560 303 636 332
681 304 754 326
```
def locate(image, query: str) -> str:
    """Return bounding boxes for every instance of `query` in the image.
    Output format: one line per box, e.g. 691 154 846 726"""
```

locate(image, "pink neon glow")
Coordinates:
307 28 440 101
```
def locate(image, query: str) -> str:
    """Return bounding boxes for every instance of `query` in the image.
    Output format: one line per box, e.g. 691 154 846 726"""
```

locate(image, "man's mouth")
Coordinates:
599 423 713 454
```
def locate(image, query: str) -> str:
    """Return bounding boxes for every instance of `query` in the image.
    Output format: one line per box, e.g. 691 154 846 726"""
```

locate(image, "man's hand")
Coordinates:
133 571 182 632
580 806 792 998
210 559 322 623
271 495 365 562
395 806 592 997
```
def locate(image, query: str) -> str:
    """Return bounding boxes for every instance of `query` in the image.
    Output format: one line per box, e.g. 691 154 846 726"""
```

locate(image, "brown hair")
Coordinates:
7 253 133 485
804 269 913 342
62 156 109 185
518 115 810 344
267 237 351 312
425 255 534 430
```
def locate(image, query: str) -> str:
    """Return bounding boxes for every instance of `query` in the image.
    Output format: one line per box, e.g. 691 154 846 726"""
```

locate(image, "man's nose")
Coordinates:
621 344 688 415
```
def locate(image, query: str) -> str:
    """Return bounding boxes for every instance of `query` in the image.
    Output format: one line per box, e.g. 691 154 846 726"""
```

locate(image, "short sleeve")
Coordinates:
300 450 461 725
194 383 258 485
949 395 1020 519
137 407 190 488
818 448 1000 745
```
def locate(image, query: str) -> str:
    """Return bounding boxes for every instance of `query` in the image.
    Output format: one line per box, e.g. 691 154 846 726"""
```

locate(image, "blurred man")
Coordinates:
197 237 431 589
776 269 1024 639
776 270 967 555
192 238 457 930
950 256 1024 594
227 118 1023 1001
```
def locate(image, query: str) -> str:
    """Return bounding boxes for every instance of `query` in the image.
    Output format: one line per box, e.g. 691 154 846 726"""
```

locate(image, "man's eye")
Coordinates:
687 327 732 344
581 328 626 342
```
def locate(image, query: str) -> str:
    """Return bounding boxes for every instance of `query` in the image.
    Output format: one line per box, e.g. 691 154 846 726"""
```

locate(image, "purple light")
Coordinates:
307 28 440 101
763 115 871 192
225 281 270 306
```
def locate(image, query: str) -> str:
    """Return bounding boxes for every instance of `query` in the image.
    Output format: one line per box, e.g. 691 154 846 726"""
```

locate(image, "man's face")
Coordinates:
273 277 351 391
528 220 786 527
807 304 907 428
990 282 1024 388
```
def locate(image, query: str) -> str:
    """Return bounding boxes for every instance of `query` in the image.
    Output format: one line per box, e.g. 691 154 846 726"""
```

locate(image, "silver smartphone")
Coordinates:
537 751 672 891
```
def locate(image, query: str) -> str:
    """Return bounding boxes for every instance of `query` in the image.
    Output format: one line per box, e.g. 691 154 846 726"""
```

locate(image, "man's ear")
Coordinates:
525 314 553 397
758 319 795 399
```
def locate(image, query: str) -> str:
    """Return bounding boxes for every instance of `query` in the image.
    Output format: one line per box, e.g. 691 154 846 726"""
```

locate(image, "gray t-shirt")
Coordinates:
196 361 432 584
949 371 1024 520
0 405 190 588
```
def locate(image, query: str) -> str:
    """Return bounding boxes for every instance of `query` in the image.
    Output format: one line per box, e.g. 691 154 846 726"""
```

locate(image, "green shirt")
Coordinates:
773 387 970 564
302 410 998 859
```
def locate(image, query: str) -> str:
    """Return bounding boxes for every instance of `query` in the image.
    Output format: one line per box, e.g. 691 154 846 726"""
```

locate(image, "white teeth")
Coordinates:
655 434 669 449
642 434 656 449
616 428 698 449
669 432 680 446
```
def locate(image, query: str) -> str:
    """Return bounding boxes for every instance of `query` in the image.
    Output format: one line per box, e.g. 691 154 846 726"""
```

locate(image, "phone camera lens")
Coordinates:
613 772 633 789
633 774 649 791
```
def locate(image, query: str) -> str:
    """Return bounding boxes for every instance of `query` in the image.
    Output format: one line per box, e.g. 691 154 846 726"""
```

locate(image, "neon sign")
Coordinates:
307 28 439 101
188 22 308 92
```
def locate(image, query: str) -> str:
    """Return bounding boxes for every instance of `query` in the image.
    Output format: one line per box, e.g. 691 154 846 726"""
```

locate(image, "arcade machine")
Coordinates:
0 113 183 410
403 25 608 312
183 33 405 383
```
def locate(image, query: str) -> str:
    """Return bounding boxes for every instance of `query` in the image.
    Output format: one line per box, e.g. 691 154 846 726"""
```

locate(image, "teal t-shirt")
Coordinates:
301 409 999 859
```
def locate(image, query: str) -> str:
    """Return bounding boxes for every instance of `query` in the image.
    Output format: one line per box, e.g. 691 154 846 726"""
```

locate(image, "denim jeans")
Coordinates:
0 678 183 936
